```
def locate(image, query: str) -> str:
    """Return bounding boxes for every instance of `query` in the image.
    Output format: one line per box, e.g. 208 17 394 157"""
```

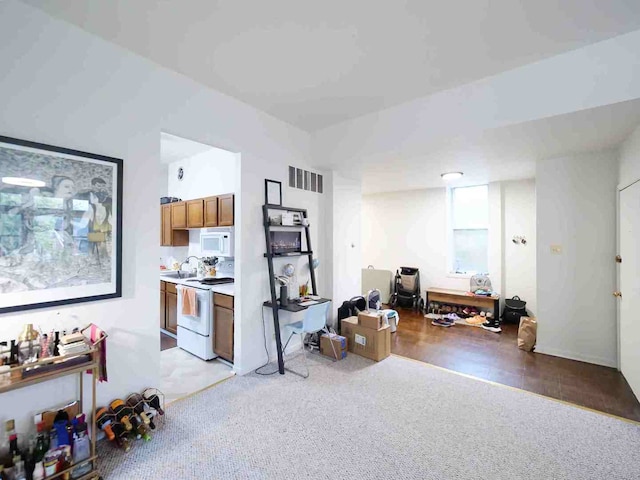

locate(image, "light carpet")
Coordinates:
100 353 640 479
160 347 234 404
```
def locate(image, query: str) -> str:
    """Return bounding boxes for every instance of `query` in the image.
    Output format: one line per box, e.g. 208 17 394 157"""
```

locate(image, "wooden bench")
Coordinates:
426 287 500 316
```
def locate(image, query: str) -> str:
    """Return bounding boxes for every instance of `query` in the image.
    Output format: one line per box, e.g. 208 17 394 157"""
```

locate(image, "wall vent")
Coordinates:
289 166 323 193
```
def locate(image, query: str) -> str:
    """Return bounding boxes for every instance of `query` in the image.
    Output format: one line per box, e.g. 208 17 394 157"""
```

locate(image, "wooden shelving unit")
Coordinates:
0 330 105 480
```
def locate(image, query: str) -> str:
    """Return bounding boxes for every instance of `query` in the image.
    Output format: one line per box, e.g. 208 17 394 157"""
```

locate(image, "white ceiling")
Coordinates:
160 132 214 165
24 0 640 131
362 99 640 194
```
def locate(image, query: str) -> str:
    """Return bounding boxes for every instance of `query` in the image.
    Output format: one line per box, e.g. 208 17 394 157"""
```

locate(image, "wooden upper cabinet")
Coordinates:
171 201 187 229
203 196 219 227
161 203 188 246
186 199 204 228
161 204 172 246
218 194 234 226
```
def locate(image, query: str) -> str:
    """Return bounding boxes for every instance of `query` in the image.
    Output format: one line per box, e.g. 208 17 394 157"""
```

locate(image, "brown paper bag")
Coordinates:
518 316 537 351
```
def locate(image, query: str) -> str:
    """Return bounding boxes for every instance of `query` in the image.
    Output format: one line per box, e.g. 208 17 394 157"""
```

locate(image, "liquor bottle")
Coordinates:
110 423 131 453
94 408 116 442
52 332 60 357
142 390 164 415
127 394 153 430
6 420 20 461
33 423 48 463
109 400 133 431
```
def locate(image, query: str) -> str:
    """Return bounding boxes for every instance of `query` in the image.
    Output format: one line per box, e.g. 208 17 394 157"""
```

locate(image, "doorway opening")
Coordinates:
158 132 239 404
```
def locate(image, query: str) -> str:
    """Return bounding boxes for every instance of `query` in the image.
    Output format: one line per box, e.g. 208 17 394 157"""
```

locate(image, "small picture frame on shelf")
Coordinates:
265 179 282 206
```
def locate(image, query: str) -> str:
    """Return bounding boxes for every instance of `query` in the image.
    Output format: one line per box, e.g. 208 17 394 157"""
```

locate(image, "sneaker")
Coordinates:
425 313 442 319
481 318 502 333
467 315 485 325
431 318 452 327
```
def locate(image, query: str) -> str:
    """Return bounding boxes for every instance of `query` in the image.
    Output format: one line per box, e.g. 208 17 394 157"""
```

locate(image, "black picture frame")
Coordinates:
0 135 123 314
265 179 282 206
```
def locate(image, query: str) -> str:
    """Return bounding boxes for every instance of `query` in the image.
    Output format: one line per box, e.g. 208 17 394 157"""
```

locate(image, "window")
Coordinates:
449 185 488 275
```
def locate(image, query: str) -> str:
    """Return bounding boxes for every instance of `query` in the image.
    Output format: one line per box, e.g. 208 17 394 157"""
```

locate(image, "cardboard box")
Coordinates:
341 316 390 362
320 333 347 360
358 311 385 330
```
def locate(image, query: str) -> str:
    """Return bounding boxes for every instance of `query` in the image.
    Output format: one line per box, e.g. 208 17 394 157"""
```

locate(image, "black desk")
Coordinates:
263 298 331 312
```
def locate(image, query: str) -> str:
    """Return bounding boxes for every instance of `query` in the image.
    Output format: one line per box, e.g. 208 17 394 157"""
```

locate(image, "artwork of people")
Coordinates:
0 136 122 312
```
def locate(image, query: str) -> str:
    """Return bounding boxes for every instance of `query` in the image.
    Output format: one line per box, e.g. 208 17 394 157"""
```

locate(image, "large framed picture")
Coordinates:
0 135 123 314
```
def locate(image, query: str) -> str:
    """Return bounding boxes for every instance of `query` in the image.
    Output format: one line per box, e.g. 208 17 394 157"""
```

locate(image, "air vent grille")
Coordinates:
289 166 323 193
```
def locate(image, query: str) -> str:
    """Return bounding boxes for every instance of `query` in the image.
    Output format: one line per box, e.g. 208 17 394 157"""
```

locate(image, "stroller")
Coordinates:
390 267 424 312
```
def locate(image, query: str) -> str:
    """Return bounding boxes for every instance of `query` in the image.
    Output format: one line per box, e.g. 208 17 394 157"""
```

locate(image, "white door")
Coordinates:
619 181 640 398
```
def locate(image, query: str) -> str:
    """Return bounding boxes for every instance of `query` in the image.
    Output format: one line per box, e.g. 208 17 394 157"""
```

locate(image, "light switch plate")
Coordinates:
550 245 562 254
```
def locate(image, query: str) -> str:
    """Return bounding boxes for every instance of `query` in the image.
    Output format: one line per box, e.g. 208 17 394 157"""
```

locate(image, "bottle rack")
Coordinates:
0 324 107 480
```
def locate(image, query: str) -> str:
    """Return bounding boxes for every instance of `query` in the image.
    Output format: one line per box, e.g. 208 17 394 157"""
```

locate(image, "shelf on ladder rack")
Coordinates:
263 251 313 258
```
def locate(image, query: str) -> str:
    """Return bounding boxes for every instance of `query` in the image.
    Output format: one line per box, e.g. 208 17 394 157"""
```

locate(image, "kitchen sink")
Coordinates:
160 270 197 279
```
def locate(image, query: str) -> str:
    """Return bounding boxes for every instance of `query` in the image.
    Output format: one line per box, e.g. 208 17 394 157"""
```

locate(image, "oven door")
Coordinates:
176 286 212 336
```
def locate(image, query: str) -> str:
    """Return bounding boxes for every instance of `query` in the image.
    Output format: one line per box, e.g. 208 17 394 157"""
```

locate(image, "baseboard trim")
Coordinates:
534 345 618 369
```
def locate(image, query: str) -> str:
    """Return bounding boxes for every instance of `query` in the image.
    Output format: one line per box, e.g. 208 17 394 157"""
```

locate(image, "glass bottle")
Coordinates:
109 400 133 431
142 391 165 415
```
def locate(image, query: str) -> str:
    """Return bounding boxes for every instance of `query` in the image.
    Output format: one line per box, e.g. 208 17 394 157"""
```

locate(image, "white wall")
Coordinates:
619 125 640 186
536 151 618 367
503 180 537 314
361 180 535 313
0 0 327 430
330 172 362 324
166 146 237 200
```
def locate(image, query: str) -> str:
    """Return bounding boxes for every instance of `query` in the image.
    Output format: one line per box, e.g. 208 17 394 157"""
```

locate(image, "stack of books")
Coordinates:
58 332 90 356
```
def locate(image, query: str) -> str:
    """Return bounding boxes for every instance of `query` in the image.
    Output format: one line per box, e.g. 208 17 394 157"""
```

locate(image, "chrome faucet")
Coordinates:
179 256 201 277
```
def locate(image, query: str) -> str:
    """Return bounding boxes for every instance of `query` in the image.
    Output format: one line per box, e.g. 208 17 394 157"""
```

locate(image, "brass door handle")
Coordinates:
613 291 622 298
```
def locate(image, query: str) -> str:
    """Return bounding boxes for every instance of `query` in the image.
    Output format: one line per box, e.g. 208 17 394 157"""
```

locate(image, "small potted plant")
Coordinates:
201 256 219 278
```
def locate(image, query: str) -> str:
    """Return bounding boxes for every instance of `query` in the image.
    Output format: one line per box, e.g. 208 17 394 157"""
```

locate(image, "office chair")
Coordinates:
282 302 336 378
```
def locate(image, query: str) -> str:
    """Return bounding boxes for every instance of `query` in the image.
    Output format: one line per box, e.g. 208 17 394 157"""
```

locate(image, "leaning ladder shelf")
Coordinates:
0 327 106 480
263 204 318 374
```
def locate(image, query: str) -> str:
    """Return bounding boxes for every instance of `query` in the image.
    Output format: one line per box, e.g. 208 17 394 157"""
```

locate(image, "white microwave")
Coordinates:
200 229 234 257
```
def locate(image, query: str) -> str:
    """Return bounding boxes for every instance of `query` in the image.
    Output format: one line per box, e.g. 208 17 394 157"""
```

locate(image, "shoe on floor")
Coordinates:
481 319 502 333
466 315 485 325
431 318 452 327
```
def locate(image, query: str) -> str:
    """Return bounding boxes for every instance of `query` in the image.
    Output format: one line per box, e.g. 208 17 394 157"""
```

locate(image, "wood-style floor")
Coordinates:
391 308 640 422
161 332 177 351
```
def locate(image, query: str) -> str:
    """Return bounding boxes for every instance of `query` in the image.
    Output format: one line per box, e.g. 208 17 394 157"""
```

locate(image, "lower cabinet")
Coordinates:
160 281 178 335
213 293 234 362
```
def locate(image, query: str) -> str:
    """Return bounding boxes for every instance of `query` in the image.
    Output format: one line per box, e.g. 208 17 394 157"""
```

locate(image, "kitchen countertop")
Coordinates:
160 274 235 296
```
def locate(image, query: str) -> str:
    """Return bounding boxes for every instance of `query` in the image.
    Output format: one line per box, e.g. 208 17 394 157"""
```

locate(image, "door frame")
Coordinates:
616 177 640 371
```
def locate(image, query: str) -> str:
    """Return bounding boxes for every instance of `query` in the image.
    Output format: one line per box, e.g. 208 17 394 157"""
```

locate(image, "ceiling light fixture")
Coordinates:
2 177 46 188
440 172 463 181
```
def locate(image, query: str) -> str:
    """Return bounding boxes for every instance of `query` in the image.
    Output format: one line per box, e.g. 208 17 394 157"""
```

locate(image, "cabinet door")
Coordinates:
218 194 234 226
166 292 178 334
160 289 166 329
186 199 204 228
161 205 172 246
203 196 218 227
214 305 234 361
171 202 187 229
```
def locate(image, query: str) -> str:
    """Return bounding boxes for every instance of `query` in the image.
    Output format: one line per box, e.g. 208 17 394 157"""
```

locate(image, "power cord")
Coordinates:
255 306 280 376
